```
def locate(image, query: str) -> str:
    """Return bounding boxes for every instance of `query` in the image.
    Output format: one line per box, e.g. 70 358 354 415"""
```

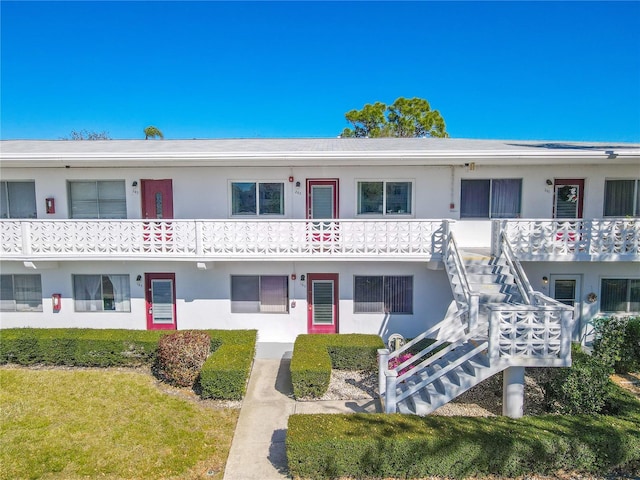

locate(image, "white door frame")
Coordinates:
549 274 583 342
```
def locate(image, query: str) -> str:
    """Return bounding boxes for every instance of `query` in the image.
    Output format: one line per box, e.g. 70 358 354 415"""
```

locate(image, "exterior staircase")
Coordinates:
379 232 574 416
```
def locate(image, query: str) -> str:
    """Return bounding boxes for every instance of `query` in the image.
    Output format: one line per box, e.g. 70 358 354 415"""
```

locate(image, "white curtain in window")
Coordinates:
14 275 42 311
604 180 636 216
107 275 131 312
74 275 102 311
260 276 288 313
491 179 521 218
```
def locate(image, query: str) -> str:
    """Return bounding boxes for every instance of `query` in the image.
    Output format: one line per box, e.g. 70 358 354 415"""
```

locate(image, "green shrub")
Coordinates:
155 330 211 387
0 328 257 400
593 316 640 373
290 334 383 399
287 395 640 480
541 344 614 415
0 329 163 366
199 343 255 400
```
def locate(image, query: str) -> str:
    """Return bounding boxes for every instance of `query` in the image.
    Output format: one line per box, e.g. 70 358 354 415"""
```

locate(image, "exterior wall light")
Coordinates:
542 276 549 285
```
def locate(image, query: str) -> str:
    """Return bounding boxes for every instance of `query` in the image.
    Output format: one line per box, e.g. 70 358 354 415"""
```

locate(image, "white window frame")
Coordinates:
356 180 414 216
229 181 285 217
353 275 413 314
599 277 640 314
603 179 640 217
0 274 43 312
68 180 127 219
460 178 522 219
73 274 131 312
230 275 289 313
0 181 37 219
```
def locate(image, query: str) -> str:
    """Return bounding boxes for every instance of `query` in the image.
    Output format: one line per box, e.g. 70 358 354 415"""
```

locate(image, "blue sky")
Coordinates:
1 1 639 142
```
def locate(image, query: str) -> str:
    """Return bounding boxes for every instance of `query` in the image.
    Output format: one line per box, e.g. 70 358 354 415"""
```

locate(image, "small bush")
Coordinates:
156 330 211 387
541 344 614 415
593 316 640 373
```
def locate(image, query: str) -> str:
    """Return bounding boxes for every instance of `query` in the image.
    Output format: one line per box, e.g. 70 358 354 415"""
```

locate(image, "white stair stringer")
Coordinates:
395 339 508 415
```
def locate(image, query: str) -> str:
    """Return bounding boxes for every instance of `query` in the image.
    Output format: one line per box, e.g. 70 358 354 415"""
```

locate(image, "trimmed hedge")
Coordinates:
0 328 256 400
291 334 384 399
287 391 640 479
0 328 164 366
199 330 257 400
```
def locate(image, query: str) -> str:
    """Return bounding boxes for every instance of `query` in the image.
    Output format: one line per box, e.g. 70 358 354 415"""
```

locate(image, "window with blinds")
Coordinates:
0 181 37 219
354 275 413 314
69 181 126 219
0 274 43 312
231 275 289 313
600 278 640 313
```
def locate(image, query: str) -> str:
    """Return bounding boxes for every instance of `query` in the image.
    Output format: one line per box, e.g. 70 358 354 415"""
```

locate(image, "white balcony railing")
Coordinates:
494 218 640 261
0 219 448 261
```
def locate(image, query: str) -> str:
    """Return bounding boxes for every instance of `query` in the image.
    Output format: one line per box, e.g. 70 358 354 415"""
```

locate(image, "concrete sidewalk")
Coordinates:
223 343 380 480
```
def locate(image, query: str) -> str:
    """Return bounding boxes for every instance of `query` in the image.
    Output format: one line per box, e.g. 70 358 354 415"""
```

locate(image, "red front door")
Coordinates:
553 179 584 219
307 273 338 334
145 273 177 330
141 179 174 219
306 179 338 220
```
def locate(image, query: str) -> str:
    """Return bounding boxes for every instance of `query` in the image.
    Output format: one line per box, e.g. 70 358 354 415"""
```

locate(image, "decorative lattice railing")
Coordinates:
0 219 448 260
494 218 640 260
487 300 574 366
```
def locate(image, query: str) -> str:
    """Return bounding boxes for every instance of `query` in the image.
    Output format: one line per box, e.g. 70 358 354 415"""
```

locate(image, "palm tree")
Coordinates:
144 126 164 140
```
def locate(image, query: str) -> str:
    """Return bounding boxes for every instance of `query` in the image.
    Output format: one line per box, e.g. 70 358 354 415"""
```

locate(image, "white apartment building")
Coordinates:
1 138 638 346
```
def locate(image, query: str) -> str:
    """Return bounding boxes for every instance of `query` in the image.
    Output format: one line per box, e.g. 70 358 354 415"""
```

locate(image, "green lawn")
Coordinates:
0 367 239 480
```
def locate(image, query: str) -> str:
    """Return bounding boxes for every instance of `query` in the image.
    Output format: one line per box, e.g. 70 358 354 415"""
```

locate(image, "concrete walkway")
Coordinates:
223 343 380 480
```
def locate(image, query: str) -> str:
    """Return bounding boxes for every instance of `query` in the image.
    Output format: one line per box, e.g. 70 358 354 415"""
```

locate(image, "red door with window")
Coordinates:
553 179 584 244
141 179 173 219
307 273 338 334
553 179 584 219
307 179 339 244
145 273 177 330
141 179 174 248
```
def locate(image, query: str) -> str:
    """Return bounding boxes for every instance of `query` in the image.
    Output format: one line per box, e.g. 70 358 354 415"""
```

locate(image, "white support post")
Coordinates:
502 366 525 418
488 310 500 364
385 369 398 414
22 222 32 256
195 221 204 256
468 293 479 332
378 348 389 398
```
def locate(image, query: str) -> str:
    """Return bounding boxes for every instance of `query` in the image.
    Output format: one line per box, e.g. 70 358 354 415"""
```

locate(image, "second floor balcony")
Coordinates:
0 219 448 262
494 218 640 261
1 218 638 263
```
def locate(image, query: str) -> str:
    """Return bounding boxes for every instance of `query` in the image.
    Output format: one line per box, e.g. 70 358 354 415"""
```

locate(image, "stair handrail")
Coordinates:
443 233 479 332
499 231 534 305
386 308 467 364
444 234 473 307
379 309 468 402
394 340 489 405
395 328 477 383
